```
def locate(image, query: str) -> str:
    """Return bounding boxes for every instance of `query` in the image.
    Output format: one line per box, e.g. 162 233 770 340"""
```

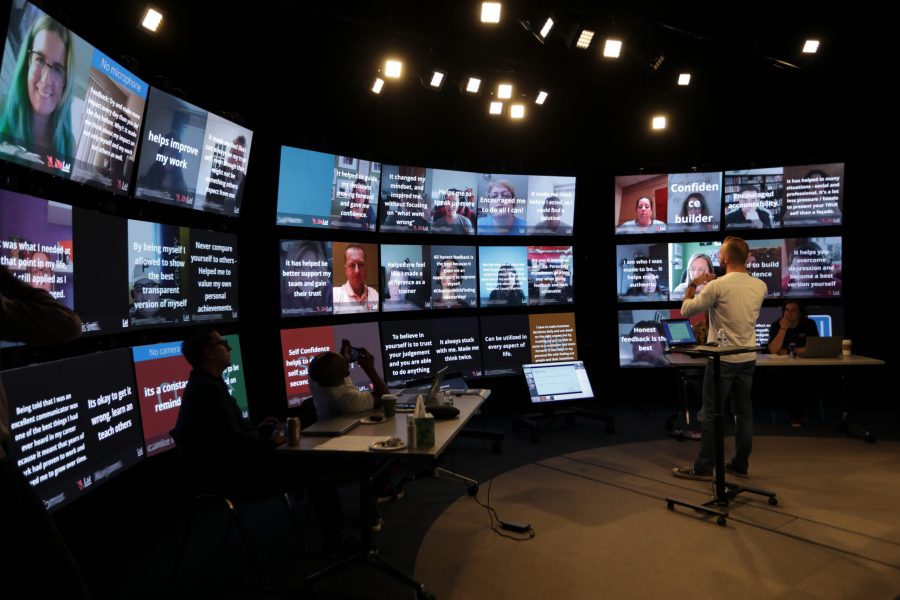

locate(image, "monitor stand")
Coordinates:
512 404 614 444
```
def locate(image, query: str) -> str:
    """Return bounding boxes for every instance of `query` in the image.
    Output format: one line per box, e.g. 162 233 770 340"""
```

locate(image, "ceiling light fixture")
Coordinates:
603 39 622 58
140 6 163 33
481 2 501 24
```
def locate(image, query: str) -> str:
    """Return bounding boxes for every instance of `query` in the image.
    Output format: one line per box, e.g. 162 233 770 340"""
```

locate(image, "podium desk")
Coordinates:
280 393 487 598
665 352 886 442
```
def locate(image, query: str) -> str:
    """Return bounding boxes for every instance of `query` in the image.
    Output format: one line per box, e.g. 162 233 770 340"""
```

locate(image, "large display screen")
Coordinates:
480 312 578 376
276 146 380 230
0 1 148 193
134 88 252 215
614 171 722 235
3 349 144 511
280 322 384 408
723 163 843 230
380 244 477 311
476 173 576 236
381 317 482 386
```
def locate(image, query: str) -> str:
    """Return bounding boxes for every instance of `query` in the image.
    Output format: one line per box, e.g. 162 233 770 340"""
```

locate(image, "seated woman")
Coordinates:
621 270 667 301
432 257 470 308
670 253 715 300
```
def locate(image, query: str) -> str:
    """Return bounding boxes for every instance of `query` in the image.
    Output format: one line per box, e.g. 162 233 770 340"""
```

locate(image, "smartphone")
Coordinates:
348 346 366 362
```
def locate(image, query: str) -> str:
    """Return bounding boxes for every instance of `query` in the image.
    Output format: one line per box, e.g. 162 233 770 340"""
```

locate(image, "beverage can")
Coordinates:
287 417 301 446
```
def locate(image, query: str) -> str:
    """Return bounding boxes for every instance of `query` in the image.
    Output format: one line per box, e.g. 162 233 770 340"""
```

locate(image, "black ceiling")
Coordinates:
29 0 898 172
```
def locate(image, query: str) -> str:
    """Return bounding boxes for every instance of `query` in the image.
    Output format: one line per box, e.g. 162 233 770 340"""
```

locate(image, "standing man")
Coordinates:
673 236 767 480
333 244 378 313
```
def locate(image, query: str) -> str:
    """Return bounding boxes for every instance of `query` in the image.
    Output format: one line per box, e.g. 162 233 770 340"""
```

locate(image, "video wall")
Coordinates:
276 145 577 236
0 1 253 215
614 162 845 368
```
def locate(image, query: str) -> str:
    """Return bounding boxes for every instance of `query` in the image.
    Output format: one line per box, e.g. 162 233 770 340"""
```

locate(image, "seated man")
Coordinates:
171 327 348 550
308 343 401 516
308 340 388 421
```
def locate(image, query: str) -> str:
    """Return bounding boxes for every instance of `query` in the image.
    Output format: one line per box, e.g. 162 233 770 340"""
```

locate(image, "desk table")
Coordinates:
281 393 486 598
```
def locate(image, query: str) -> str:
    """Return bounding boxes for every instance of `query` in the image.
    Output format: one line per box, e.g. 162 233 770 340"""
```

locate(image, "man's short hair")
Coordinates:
309 351 345 386
345 243 366 262
722 236 750 264
182 327 218 368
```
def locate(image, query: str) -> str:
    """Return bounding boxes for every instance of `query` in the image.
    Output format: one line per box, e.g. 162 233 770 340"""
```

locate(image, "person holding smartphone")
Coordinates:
308 339 388 422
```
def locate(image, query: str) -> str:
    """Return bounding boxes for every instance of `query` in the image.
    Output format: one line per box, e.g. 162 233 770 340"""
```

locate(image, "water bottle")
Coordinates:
716 328 727 347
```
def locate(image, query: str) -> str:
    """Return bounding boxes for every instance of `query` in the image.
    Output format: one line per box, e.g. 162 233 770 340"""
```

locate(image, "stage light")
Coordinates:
603 39 622 58
803 39 819 54
510 104 525 119
535 90 548 105
651 115 667 130
372 78 384 94
384 60 403 78
481 2 501 23
575 29 595 49
465 77 482 94
678 73 691 86
140 6 163 32
497 83 512 99
539 17 554 40
489 101 503 115
429 70 446 89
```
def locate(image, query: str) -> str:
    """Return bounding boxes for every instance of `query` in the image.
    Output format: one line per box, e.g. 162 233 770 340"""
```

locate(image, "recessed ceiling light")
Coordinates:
802 39 819 54
535 91 548 105
141 7 163 32
489 101 503 115
510 104 525 119
466 77 482 93
372 78 384 94
497 83 512 99
677 73 691 86
652 115 667 130
430 70 446 88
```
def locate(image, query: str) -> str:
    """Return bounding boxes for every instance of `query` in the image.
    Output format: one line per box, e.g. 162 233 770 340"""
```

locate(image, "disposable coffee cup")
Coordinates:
842 339 852 356
382 394 397 418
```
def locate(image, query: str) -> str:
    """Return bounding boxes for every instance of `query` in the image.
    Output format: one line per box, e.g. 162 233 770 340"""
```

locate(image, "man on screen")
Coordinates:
333 244 378 313
128 263 185 325
673 236 767 480
431 189 474 234
532 196 572 234
725 185 773 229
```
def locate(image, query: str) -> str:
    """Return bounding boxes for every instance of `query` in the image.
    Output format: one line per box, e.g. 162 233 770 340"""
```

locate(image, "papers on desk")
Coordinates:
314 435 390 452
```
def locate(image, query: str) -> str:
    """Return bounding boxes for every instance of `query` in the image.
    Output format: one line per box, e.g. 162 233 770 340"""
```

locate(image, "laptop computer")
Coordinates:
522 360 594 404
301 413 362 437
396 366 449 410
799 336 843 358
661 318 700 350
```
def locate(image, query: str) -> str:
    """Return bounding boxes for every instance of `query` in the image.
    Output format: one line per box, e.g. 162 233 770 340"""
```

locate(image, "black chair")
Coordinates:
168 432 307 591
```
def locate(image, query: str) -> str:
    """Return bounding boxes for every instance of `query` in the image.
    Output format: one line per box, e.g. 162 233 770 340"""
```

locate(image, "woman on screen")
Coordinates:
675 192 715 232
432 258 469 308
477 179 527 235
0 14 76 165
670 253 715 300
617 196 666 233
140 132 190 200
431 189 474 234
622 270 666 301
488 263 525 306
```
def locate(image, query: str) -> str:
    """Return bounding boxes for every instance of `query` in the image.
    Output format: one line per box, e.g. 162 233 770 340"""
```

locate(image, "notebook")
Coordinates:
396 366 449 409
301 414 362 437
661 318 699 349
799 336 843 358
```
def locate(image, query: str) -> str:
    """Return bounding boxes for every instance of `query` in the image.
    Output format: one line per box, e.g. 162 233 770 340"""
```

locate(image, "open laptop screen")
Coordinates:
661 318 697 347
522 360 594 404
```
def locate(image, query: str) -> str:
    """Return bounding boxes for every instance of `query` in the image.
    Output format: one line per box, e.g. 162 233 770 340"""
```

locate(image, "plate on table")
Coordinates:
369 438 406 451
360 416 387 425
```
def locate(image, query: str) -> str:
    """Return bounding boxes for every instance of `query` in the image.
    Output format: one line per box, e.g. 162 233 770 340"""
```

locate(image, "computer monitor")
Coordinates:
522 360 594 404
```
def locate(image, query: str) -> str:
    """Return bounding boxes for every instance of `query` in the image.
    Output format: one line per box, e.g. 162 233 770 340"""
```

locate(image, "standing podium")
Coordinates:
665 345 778 526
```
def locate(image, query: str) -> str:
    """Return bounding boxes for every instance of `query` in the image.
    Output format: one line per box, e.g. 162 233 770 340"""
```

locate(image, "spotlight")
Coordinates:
535 90 548 105
564 23 595 50
519 13 555 44
497 83 512 99
510 104 525 119
140 6 163 33
465 77 482 94
539 17 554 40
648 53 665 73
481 2 501 24
384 60 403 78
802 39 819 54
677 73 691 86
372 78 384 94
424 70 447 90
603 38 622 58
651 115 667 130
575 29 595 49
489 101 503 115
